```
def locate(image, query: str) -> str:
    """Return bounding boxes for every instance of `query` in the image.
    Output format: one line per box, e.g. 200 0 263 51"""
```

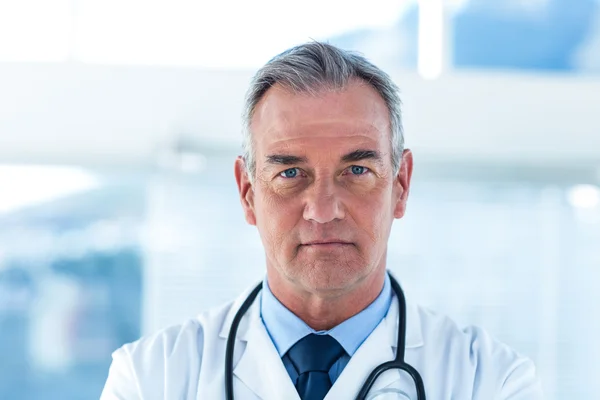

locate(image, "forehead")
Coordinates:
250 81 391 156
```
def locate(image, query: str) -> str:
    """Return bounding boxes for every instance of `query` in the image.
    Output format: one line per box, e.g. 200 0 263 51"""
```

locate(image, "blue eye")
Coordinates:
280 168 298 178
350 166 367 175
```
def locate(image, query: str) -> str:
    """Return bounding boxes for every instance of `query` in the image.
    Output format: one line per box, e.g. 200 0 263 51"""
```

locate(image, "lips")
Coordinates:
301 240 353 246
302 239 352 246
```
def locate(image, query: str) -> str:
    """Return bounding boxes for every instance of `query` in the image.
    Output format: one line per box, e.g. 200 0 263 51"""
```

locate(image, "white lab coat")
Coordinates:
100 284 544 400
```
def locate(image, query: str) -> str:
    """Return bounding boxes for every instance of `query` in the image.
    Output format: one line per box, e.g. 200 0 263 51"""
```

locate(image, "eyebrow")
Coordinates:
265 154 308 165
340 149 383 164
264 149 383 167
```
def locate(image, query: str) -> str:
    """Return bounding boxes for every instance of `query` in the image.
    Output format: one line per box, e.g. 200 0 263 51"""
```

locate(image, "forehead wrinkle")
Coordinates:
262 130 384 154
260 132 387 166
265 121 386 141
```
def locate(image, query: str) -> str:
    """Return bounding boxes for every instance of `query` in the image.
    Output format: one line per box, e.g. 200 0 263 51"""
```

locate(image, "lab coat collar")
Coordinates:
219 283 261 342
326 296 424 398
389 291 424 350
219 282 299 400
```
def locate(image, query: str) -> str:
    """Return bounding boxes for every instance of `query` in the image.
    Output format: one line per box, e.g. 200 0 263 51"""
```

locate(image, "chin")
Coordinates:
291 260 368 293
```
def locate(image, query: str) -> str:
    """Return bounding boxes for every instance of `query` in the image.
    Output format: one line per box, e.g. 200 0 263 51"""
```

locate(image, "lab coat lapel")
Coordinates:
324 294 424 399
220 287 299 400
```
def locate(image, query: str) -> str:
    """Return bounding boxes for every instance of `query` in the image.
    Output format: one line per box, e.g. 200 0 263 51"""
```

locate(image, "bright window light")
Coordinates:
0 0 413 67
0 0 71 62
417 0 444 80
0 165 99 214
74 0 409 68
567 184 600 209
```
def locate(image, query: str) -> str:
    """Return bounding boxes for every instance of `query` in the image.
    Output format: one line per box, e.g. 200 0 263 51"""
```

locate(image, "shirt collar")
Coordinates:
260 274 393 357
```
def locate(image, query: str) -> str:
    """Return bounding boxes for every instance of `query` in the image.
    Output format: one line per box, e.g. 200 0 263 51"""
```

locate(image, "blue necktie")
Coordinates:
283 334 346 400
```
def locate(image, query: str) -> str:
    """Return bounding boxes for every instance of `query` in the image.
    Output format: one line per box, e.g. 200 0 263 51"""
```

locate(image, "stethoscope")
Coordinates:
224 272 427 400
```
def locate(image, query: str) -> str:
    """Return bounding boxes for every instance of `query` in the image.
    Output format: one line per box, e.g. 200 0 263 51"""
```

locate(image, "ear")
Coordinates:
234 156 257 225
393 149 414 219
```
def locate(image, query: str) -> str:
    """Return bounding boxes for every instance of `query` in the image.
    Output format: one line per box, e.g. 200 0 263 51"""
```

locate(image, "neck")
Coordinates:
267 268 387 331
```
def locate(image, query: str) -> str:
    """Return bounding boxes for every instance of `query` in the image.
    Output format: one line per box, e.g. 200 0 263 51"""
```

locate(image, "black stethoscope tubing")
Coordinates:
224 272 426 400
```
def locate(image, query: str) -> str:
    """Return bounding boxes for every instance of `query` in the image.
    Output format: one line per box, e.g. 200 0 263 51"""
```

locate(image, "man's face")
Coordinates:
235 80 413 294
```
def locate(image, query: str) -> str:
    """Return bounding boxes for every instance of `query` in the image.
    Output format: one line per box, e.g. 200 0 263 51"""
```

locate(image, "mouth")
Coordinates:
300 241 354 248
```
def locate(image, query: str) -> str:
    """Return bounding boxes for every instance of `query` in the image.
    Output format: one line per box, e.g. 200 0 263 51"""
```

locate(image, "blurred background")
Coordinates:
0 0 599 398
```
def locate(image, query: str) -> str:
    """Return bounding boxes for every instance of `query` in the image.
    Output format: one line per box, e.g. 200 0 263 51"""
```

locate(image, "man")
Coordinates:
101 42 544 399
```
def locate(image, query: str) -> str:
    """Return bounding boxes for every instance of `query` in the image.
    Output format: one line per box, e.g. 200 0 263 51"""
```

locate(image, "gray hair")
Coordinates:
241 41 404 182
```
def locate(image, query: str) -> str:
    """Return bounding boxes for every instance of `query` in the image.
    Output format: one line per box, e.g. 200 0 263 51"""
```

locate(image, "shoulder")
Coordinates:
414 305 544 399
417 305 527 367
116 318 204 370
120 297 237 366
100 298 238 399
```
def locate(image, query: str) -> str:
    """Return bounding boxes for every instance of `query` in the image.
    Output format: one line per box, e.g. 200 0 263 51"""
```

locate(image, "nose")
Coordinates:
302 178 345 224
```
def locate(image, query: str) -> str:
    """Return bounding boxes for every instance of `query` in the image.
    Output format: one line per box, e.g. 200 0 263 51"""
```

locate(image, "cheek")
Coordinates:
348 186 394 241
255 189 300 244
